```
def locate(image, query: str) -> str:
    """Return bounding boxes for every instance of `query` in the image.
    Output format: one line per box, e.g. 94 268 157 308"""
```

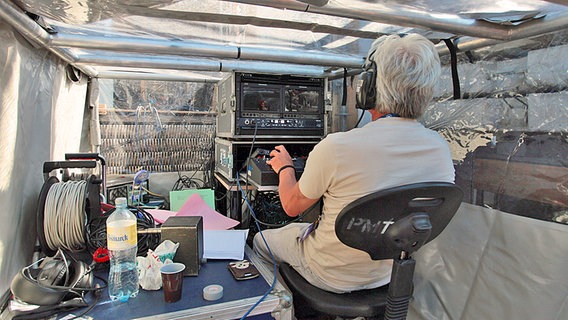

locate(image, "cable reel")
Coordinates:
38 154 105 256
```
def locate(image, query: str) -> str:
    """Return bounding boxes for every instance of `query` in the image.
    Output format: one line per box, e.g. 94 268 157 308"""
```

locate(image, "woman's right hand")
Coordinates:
266 145 293 173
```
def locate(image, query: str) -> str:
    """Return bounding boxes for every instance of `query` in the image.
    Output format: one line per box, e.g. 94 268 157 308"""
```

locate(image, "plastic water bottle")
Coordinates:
106 197 139 302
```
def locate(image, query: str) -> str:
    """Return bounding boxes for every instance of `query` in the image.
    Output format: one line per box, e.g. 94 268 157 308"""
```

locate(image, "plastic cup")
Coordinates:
160 263 186 303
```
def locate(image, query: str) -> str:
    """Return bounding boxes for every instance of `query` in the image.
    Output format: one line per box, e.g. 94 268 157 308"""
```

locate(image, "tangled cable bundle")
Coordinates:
43 180 88 252
86 206 160 256
251 191 287 226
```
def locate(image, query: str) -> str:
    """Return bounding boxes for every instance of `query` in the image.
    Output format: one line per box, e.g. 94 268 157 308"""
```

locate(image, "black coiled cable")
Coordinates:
134 207 160 254
86 206 160 256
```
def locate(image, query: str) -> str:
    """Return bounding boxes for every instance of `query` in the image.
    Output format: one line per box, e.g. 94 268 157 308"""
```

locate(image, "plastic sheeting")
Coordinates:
409 203 568 320
427 42 567 224
403 32 568 320
98 79 216 175
6 0 568 80
0 22 88 301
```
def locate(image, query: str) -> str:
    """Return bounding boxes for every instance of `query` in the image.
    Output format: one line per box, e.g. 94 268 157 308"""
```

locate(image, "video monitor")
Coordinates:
241 83 281 113
284 86 321 114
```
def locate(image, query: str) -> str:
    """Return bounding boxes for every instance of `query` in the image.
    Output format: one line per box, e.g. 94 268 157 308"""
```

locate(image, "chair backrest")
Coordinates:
335 182 463 260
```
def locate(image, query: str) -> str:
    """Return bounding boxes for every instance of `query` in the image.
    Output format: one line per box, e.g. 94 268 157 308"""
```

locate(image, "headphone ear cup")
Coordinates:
37 259 68 287
356 62 377 110
68 261 93 290
11 267 68 305
10 254 94 306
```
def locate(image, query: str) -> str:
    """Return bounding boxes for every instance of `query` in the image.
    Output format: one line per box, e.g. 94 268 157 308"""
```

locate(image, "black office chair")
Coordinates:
279 182 463 320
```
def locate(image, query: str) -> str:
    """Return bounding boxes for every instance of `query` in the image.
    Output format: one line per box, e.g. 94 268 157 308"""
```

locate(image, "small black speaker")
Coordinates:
161 216 204 276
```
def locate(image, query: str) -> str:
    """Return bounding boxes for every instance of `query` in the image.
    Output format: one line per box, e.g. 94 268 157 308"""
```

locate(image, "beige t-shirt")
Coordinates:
298 117 455 292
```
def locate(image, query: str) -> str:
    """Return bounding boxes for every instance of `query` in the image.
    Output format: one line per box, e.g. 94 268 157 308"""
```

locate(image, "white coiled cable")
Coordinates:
44 180 88 252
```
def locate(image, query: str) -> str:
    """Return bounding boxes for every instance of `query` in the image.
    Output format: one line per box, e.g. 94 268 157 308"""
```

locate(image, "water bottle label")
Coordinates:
107 220 137 250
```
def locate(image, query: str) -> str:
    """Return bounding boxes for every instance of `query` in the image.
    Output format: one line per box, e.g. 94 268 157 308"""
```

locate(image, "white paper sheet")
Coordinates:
203 229 249 260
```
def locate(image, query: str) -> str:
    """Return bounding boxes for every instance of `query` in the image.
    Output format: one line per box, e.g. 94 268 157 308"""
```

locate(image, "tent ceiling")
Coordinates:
2 0 568 80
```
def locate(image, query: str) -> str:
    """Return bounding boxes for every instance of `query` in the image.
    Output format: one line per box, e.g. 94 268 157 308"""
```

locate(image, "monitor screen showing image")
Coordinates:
284 86 321 113
241 83 281 113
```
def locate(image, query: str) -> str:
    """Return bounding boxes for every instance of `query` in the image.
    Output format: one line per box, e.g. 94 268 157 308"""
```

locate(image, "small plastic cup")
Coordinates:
160 263 186 303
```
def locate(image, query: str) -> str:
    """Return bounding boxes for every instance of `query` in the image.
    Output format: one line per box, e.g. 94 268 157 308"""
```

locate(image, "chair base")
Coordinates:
279 264 388 319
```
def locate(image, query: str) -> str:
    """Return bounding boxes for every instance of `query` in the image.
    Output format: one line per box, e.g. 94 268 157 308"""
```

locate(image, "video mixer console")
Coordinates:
246 149 306 186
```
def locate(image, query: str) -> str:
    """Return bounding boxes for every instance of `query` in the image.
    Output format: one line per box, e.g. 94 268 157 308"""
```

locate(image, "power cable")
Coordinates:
235 178 277 320
354 109 366 128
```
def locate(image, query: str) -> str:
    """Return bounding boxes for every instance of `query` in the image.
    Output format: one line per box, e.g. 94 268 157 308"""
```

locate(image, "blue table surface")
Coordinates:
62 257 274 319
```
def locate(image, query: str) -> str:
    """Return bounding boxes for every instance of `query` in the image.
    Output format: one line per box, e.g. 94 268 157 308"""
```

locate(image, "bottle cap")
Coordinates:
115 197 127 206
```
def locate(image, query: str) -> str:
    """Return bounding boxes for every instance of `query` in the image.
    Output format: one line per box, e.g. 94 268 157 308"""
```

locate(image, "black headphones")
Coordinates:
10 251 96 306
356 59 378 110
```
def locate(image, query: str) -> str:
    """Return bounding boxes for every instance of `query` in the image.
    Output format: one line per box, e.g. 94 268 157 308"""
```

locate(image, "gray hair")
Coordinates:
369 34 441 118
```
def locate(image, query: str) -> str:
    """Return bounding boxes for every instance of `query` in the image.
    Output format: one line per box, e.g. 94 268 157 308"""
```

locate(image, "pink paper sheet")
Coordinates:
146 209 176 224
147 194 240 230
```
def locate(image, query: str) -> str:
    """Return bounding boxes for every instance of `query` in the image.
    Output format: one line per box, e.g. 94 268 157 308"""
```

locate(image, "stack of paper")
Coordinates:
203 229 249 260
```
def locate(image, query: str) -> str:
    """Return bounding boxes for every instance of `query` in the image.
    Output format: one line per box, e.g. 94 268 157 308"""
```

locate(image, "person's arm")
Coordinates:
267 145 319 217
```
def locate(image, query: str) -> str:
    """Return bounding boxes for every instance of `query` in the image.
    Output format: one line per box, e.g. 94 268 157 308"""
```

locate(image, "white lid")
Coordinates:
115 197 127 206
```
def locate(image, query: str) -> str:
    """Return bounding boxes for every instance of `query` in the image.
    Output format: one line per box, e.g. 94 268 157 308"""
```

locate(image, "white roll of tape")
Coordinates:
203 284 224 301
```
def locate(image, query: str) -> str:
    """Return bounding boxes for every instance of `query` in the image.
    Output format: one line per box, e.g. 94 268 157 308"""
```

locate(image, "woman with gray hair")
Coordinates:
253 33 454 293
371 34 441 118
